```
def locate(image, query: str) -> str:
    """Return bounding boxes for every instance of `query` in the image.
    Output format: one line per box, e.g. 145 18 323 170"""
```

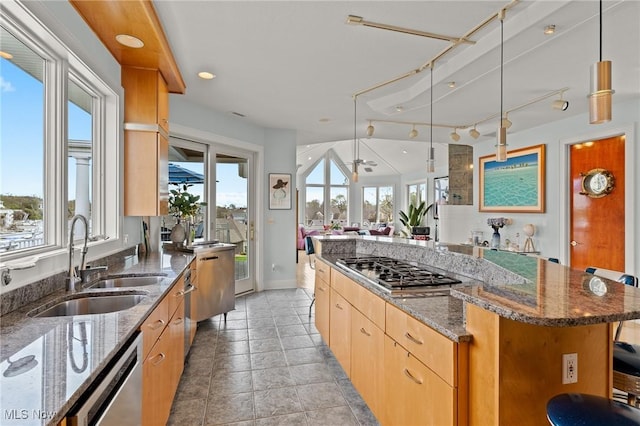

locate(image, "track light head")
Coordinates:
409 125 418 139
366 122 375 137
450 129 460 142
469 127 480 139
552 99 569 111
501 117 512 129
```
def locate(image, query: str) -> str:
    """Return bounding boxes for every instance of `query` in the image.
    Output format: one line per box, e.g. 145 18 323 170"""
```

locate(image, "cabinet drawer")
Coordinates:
141 295 170 361
345 280 385 330
315 260 330 283
167 274 185 317
330 268 350 296
386 303 456 386
329 288 351 377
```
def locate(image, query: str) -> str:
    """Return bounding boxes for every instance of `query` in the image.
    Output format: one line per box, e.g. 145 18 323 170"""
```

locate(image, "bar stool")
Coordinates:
305 236 315 317
547 393 640 426
586 267 640 406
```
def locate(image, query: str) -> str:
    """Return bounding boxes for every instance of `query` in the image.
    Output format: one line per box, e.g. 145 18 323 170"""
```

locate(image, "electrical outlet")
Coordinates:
562 353 578 384
124 234 129 244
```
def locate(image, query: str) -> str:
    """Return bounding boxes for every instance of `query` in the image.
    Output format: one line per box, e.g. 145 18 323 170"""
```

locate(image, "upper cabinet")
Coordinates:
122 67 170 133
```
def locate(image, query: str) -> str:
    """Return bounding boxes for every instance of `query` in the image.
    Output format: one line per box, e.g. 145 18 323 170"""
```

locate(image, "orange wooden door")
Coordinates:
569 136 625 271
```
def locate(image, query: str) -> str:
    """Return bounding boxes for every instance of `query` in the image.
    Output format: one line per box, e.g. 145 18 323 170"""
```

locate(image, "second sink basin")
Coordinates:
88 276 166 289
30 293 146 318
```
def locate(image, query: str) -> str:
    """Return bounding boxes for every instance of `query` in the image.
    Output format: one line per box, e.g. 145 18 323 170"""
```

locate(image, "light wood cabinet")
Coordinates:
141 279 186 426
383 335 457 426
329 288 351 376
122 67 169 131
314 261 331 343
189 259 198 345
351 308 384 419
122 66 170 216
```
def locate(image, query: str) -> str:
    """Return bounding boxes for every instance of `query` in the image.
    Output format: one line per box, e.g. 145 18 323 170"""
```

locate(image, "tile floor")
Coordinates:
168 287 379 425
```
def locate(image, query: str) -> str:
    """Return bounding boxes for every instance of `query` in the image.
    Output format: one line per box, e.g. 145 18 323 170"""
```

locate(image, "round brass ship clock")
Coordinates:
580 168 615 198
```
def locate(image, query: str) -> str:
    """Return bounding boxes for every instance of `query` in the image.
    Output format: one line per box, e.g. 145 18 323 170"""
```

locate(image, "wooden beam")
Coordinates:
69 0 185 94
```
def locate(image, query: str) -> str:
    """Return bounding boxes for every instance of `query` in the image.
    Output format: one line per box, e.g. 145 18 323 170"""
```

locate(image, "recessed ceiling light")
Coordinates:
448 81 456 88
308 156 312 160
402 150 408 154
544 25 556 35
0 51 13 59
319 118 330 123
115 34 144 48
395 106 404 112
198 71 216 80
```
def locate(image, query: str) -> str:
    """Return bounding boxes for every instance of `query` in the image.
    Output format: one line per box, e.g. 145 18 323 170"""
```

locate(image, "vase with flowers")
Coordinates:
487 217 511 249
169 183 206 247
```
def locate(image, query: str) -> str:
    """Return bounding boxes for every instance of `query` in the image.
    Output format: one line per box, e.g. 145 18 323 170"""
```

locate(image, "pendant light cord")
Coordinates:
430 64 433 151
500 17 504 127
353 96 357 161
599 0 603 62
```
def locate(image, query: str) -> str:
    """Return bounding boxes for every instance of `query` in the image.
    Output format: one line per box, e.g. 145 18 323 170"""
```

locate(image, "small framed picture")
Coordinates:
269 173 292 210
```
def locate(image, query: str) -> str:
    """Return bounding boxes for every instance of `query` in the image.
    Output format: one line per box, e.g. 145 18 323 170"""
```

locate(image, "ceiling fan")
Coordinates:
346 158 378 173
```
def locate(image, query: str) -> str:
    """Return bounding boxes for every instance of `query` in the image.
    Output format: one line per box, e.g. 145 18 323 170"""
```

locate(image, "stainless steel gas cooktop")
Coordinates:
335 256 462 297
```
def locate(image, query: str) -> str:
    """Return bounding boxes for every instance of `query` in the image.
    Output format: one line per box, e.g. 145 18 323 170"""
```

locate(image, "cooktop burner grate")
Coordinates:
336 256 462 291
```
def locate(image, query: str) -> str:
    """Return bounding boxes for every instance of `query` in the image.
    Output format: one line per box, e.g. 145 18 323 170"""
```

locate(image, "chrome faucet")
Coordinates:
67 214 106 291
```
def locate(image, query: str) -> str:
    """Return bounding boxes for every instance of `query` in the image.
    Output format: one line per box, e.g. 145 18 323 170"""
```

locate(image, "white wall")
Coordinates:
438 99 639 274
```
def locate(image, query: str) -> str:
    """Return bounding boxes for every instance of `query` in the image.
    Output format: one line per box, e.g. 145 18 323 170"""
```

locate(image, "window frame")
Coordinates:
362 185 394 225
301 149 350 227
0 1 119 263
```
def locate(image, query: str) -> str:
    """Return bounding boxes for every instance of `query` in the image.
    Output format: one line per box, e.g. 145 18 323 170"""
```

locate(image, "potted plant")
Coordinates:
168 183 205 246
398 201 432 238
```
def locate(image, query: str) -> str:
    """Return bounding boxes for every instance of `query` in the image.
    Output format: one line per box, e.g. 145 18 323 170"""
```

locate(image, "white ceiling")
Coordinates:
154 1 640 178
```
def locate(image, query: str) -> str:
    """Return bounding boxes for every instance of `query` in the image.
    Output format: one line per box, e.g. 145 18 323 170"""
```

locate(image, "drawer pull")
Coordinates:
147 319 165 331
405 332 424 345
335 303 343 310
151 353 166 366
404 368 423 385
360 327 371 337
173 318 184 326
201 256 219 261
317 286 326 292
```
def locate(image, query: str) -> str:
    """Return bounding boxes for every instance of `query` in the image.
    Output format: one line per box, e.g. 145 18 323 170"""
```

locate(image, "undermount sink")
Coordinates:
88 276 166 289
29 293 146 318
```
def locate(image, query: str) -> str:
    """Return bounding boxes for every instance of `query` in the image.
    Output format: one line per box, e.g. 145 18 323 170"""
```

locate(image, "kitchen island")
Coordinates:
313 235 640 426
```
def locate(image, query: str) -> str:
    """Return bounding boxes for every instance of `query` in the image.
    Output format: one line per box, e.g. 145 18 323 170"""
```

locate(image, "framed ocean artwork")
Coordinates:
479 144 546 213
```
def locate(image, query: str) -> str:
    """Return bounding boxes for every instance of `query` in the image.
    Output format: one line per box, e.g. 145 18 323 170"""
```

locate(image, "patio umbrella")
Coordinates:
168 163 205 184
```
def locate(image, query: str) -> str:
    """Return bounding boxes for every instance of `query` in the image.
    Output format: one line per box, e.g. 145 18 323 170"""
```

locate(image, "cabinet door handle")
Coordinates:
317 286 326 292
404 368 423 385
182 285 197 295
147 319 165 331
360 327 371 337
201 256 219 261
335 303 343 310
405 332 424 345
173 318 184 326
151 353 166 366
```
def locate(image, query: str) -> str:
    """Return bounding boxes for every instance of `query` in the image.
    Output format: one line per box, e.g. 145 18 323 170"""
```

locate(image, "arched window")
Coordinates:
302 151 349 227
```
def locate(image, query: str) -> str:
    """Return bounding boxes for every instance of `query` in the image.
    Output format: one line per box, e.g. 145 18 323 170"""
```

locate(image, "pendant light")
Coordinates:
588 0 614 124
352 96 359 182
426 63 435 173
496 10 507 162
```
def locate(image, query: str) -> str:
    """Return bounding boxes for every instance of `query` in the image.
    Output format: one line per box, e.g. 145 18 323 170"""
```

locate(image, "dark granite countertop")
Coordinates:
315 235 640 332
0 249 194 426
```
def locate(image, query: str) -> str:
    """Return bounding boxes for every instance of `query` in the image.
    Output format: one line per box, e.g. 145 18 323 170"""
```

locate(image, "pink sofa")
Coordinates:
297 225 320 250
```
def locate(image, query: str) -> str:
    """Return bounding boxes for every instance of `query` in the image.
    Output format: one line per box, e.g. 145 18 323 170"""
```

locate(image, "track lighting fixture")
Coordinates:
589 0 614 124
469 126 480 139
552 94 569 111
366 121 375 137
501 113 512 129
496 10 508 162
409 125 418 139
450 129 460 142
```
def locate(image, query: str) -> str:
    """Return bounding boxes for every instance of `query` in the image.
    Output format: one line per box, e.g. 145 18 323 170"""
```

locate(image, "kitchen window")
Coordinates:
0 2 118 259
362 186 394 224
303 151 349 227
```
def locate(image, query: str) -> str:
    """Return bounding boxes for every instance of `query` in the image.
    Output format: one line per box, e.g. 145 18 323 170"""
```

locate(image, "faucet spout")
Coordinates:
67 214 89 291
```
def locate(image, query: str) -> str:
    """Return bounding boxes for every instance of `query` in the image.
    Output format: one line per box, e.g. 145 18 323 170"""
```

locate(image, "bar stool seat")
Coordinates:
547 393 640 426
615 342 640 405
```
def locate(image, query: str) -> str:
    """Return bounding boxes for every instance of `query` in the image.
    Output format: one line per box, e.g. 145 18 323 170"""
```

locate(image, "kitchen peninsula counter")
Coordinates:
314 235 639 425
0 248 194 426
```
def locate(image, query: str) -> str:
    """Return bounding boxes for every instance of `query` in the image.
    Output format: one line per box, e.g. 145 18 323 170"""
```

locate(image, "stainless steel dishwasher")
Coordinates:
66 332 142 426
193 243 236 321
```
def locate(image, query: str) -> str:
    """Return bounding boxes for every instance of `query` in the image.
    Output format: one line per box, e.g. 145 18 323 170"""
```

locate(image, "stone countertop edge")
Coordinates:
0 249 195 426
316 256 472 343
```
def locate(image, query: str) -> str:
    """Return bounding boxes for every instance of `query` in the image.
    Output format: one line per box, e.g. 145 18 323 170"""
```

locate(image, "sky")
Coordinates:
1 58 246 208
